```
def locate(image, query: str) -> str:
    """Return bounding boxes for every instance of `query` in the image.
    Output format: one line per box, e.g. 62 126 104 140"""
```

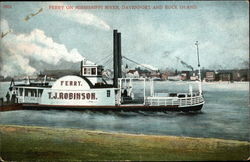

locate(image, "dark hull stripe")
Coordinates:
22 104 203 112
0 104 23 111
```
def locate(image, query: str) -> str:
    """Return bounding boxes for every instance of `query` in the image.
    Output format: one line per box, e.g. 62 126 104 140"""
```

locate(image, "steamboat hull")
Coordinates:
22 103 203 112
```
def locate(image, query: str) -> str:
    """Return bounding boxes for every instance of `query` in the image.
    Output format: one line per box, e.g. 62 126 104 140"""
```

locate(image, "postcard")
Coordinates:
0 1 249 161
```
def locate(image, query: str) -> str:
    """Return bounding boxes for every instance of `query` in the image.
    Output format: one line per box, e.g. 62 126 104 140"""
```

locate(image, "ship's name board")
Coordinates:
48 92 96 100
60 81 82 86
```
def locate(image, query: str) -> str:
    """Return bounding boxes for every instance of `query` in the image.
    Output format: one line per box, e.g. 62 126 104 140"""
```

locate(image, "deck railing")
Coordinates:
145 95 204 107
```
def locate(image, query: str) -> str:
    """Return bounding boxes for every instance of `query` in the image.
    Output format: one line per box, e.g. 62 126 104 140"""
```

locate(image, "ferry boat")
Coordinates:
7 30 204 112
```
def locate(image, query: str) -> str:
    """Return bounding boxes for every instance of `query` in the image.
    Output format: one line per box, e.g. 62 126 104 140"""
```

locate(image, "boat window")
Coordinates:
91 68 96 75
24 89 29 96
31 89 37 97
169 93 177 97
97 67 102 75
24 89 38 97
87 68 91 75
178 94 186 98
31 90 34 97
19 88 23 96
38 89 43 97
84 68 87 75
107 90 111 97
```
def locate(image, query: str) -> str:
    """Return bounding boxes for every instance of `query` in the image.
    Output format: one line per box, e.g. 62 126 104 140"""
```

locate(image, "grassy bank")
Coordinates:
0 125 249 161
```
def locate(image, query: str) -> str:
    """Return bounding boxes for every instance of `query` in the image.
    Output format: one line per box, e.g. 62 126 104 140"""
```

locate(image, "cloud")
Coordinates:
0 18 10 32
62 10 110 31
0 19 93 77
162 50 173 57
46 2 110 30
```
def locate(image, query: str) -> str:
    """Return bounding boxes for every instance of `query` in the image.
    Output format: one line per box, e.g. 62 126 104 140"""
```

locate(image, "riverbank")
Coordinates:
0 125 249 161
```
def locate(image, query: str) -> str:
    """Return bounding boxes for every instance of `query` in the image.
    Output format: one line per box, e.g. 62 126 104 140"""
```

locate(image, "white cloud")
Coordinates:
0 19 10 32
0 19 93 77
1 54 36 77
46 2 110 31
62 10 110 30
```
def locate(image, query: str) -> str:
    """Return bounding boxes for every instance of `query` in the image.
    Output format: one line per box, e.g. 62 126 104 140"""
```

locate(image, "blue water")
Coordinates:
0 81 249 141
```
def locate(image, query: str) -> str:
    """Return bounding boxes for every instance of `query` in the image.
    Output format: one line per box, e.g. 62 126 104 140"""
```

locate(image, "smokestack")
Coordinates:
80 60 83 75
113 30 122 87
113 30 118 87
117 32 122 78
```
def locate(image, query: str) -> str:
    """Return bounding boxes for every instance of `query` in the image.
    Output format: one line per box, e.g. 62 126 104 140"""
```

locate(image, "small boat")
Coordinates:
8 30 204 112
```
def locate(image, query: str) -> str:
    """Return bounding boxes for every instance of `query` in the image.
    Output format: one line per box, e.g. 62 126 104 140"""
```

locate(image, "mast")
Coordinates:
195 41 202 95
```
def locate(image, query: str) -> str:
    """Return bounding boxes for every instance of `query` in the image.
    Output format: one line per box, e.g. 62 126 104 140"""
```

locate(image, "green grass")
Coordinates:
0 125 249 161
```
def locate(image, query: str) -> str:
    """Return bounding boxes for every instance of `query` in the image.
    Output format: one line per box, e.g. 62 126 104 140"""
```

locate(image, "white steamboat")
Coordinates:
8 30 204 111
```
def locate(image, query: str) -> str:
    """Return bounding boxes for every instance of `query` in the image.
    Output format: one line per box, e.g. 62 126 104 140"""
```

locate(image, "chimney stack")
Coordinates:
117 32 122 78
80 60 83 75
113 30 122 87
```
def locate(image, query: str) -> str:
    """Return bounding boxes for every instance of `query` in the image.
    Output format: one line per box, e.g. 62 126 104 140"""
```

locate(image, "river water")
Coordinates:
0 81 249 141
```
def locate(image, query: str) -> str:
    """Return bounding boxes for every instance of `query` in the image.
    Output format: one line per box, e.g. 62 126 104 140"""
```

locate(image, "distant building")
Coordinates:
168 75 181 81
205 71 215 82
232 69 249 81
139 72 148 78
161 72 168 80
168 71 177 76
219 73 232 81
190 72 198 81
126 70 139 78
127 70 137 74
150 71 161 79
190 76 198 81
180 71 191 80
135 67 151 78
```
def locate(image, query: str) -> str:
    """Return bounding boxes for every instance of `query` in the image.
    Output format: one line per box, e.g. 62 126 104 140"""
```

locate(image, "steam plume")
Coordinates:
176 57 193 71
0 19 90 77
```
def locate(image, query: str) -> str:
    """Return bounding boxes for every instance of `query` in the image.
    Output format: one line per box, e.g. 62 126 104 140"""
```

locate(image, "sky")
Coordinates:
0 1 249 77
